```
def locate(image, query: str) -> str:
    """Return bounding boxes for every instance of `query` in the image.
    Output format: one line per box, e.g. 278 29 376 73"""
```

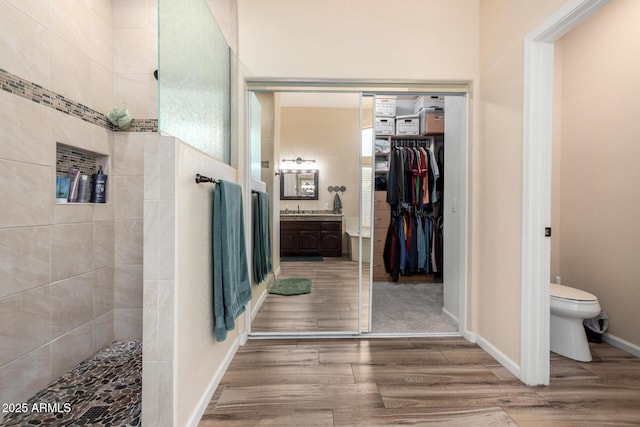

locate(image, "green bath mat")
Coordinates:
269 278 312 296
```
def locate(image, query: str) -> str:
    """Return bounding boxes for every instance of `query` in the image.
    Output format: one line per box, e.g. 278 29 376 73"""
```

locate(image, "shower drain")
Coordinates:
80 405 109 420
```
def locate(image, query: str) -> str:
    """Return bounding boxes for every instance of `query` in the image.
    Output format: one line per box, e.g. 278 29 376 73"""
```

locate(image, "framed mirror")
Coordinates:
280 169 319 200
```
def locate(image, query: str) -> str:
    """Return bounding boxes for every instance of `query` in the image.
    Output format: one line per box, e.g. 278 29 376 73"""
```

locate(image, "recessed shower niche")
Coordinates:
55 143 110 204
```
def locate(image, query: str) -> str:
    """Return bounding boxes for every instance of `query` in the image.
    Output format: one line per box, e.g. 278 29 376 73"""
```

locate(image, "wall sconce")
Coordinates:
282 157 315 164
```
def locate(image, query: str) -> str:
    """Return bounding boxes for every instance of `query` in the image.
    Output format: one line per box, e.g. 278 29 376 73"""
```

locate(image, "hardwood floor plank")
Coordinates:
352 364 500 385
252 310 341 320
377 383 548 408
319 347 449 365
534 382 640 407
214 383 384 412
485 364 520 381
332 407 518 426
407 336 479 349
256 302 352 312
200 409 334 426
548 358 600 380
296 338 415 350
317 319 359 330
505 406 640 427
221 364 356 386
229 348 319 367
440 347 501 364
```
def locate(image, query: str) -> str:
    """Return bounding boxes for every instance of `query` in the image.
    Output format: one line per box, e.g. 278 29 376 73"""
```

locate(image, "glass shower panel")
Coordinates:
158 0 230 163
249 92 261 180
359 95 375 332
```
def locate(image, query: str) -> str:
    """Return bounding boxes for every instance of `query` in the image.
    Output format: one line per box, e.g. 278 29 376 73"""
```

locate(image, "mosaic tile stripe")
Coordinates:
0 68 157 133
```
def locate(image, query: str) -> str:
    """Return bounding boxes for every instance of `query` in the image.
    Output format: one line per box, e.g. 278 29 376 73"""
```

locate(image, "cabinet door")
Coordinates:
320 231 342 257
280 230 299 256
299 231 321 255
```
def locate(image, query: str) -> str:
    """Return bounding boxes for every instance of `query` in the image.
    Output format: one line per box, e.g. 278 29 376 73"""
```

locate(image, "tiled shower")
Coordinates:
0 0 156 419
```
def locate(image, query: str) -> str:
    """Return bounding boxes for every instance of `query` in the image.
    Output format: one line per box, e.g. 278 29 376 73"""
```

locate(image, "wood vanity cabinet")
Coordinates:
280 220 342 257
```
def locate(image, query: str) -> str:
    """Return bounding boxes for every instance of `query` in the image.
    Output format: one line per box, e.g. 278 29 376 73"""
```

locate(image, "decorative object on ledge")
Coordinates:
107 105 132 130
282 157 315 164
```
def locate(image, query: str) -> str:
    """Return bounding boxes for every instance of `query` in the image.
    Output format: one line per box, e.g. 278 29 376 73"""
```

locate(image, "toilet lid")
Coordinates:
550 283 597 301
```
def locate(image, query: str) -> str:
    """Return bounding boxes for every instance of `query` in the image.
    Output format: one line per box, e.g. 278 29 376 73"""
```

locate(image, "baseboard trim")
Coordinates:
476 334 521 379
462 330 477 344
185 336 240 427
442 307 458 325
251 281 270 321
603 333 640 357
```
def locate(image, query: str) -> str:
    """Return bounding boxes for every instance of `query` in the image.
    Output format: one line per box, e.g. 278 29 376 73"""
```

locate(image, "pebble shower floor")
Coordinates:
2 340 141 426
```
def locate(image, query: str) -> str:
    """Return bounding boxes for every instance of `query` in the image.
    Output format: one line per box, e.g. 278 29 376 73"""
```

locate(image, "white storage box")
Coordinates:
375 96 397 117
395 114 420 135
413 95 445 114
374 117 395 135
419 110 445 134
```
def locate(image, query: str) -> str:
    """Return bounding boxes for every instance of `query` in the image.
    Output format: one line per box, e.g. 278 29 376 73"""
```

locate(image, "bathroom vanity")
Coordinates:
280 212 342 257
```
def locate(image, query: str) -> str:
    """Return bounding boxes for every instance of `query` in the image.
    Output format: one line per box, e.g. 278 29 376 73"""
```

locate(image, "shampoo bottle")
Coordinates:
91 166 108 203
77 174 90 203
67 168 81 202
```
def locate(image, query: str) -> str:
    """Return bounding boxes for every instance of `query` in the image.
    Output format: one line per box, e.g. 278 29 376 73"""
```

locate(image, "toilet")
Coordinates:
550 283 601 362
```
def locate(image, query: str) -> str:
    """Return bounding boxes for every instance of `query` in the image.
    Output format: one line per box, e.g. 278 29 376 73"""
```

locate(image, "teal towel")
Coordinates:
252 191 272 283
213 180 252 342
333 193 343 213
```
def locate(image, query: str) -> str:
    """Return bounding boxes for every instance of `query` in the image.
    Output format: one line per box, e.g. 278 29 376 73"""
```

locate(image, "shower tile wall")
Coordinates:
0 0 157 410
0 86 117 405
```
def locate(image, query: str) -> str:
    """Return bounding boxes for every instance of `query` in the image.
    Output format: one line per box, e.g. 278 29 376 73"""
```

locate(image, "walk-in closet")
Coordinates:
370 94 456 334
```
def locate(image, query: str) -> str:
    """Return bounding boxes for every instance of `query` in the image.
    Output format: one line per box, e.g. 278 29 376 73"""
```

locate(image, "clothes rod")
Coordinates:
195 173 219 184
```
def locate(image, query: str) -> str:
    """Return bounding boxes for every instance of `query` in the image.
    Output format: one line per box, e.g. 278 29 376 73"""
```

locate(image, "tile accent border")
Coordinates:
0 68 157 133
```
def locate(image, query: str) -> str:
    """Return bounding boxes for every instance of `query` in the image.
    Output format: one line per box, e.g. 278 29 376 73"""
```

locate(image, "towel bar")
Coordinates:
197 175 265 196
195 173 219 184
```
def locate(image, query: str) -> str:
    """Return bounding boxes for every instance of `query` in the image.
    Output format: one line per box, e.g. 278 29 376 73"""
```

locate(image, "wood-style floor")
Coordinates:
251 257 367 332
199 337 640 426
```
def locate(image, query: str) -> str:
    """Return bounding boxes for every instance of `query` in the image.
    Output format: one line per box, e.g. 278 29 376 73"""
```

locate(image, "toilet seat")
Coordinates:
550 283 597 302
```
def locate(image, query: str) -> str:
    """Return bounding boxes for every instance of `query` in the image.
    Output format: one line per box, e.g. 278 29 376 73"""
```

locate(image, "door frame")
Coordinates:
520 0 611 385
246 80 470 338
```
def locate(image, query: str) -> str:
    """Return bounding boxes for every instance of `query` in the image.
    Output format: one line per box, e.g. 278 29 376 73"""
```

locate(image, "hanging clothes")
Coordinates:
382 138 444 282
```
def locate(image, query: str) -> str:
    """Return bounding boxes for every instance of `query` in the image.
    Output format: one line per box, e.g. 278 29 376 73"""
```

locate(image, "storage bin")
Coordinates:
419 110 445 134
374 117 395 135
375 96 397 117
413 95 445 113
395 114 420 135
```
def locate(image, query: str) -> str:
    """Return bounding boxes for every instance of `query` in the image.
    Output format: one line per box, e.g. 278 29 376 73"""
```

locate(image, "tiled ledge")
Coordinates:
0 68 157 133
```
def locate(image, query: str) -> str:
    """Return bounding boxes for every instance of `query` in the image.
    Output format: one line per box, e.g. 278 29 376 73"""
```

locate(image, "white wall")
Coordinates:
476 0 568 365
238 0 479 81
144 136 248 426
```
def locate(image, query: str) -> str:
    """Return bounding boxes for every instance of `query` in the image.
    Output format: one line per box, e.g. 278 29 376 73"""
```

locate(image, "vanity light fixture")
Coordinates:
282 157 315 164
279 169 317 174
